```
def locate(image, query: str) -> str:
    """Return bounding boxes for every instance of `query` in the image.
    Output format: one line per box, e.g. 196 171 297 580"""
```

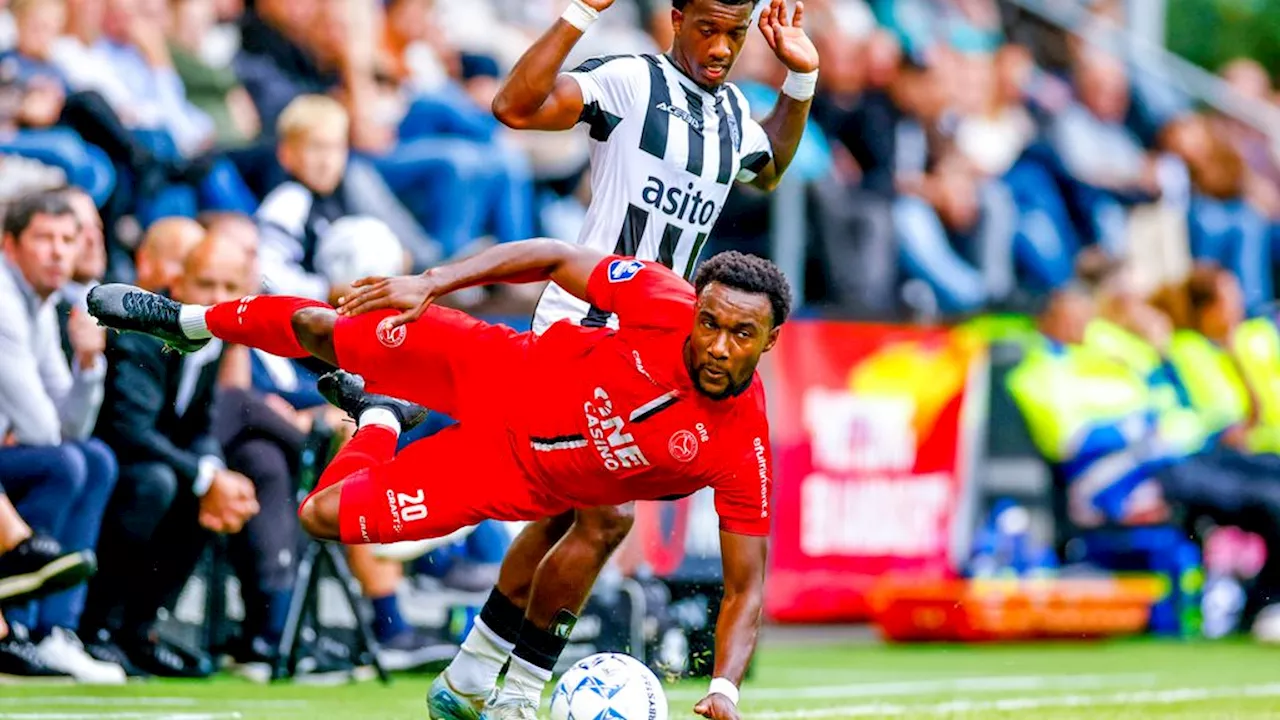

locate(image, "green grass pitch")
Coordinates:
3 639 1279 719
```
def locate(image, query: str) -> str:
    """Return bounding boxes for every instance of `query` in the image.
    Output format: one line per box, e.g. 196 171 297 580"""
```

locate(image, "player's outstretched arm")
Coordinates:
747 0 819 191
490 0 614 130
695 531 768 720
336 239 607 327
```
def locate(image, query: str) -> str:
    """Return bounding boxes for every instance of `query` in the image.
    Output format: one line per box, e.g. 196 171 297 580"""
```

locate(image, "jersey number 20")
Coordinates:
397 490 428 522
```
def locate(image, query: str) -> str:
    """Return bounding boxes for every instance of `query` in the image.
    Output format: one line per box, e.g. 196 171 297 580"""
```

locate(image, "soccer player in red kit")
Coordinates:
86 237 789 720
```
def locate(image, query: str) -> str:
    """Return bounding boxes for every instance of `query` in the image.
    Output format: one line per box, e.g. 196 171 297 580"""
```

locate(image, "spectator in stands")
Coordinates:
133 216 205 292
0 486 98 677
59 187 103 309
0 489 95 606
1157 263 1280 455
167 0 261 146
1216 59 1280 191
193 218 308 681
232 0 331 132
0 0 117 206
44 0 259 224
1048 50 1160 255
1008 286 1280 642
873 0 1003 62
85 232 259 678
199 210 260 289
1162 114 1273 312
863 53 1019 315
320 0 534 258
0 190 120 682
380 0 457 94
98 0 215 156
805 22 900 314
256 94 438 299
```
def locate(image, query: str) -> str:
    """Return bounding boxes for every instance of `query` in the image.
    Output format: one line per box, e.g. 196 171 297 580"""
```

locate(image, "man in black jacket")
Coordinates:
84 234 259 677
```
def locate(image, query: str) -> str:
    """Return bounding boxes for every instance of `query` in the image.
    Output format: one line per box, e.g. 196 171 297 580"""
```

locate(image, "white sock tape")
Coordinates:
359 407 401 434
781 69 819 101
561 0 599 31
708 677 740 706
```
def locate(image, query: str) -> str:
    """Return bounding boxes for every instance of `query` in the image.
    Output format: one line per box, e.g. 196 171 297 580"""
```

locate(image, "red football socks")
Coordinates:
204 296 329 359
301 425 401 545
316 425 398 494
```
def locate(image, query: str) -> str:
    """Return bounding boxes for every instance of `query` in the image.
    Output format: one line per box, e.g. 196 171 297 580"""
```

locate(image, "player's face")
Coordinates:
686 283 780 399
671 0 753 89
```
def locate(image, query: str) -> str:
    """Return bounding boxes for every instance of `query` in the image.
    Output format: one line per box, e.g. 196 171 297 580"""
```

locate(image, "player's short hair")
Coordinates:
672 0 756 12
276 95 350 143
693 250 792 328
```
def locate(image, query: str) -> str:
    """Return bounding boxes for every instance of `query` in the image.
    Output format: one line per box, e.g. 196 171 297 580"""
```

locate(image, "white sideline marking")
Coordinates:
749 682 1280 718
0 714 242 720
0 699 306 708
665 673 1156 700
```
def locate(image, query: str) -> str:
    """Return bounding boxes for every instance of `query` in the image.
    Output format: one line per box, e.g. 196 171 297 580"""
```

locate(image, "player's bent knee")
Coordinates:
298 486 342 541
291 308 339 360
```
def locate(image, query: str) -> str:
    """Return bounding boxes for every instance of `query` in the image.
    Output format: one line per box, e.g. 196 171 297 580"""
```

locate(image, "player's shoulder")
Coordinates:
601 256 689 288
737 375 769 422
566 53 647 77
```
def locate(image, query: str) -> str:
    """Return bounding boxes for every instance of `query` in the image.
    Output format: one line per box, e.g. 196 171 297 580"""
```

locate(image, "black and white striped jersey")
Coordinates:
531 53 774 333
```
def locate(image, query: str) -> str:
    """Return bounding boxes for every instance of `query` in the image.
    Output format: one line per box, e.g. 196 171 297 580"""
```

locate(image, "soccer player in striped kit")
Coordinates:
435 1 818 719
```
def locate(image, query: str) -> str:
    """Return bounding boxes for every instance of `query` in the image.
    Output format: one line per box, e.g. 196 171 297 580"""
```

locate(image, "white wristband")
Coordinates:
561 0 599 31
708 677 740 706
781 69 819 101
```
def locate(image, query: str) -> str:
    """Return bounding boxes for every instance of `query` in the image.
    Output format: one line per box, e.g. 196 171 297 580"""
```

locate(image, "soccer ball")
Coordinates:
549 653 668 720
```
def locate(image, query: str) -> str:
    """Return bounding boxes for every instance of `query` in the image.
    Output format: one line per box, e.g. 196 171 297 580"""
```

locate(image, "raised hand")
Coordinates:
758 0 819 74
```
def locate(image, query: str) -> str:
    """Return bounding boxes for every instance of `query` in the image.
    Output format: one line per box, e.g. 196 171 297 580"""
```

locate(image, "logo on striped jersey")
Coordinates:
655 101 703 131
607 259 644 283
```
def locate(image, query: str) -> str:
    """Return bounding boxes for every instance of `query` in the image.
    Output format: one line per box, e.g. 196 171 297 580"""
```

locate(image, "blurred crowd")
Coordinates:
2 0 1280 683
1006 248 1280 642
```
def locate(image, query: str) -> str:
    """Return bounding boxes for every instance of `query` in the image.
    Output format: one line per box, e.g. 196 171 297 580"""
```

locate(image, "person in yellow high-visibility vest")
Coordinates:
1074 250 1210 453
1161 264 1280 454
1007 287 1280 642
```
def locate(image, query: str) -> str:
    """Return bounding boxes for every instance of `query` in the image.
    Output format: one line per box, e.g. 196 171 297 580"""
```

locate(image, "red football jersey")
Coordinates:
512 256 775 536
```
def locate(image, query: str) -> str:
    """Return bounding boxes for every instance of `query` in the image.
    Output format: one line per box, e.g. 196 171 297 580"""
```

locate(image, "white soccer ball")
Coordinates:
549 653 668 720
312 215 405 288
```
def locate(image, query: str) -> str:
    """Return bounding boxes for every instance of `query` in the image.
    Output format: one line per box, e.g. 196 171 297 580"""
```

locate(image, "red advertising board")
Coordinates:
763 321 981 623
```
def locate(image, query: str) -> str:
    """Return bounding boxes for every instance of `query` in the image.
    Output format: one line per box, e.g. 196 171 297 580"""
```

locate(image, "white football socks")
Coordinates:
358 408 402 434
447 618 515 696
495 655 552 707
178 305 212 340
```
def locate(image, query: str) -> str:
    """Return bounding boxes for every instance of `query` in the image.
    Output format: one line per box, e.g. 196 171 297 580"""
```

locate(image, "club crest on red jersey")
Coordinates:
668 429 699 463
608 259 644 282
376 317 407 348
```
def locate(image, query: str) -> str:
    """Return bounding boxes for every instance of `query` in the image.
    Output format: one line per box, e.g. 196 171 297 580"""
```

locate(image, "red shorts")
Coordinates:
330 307 570 541
333 305 529 423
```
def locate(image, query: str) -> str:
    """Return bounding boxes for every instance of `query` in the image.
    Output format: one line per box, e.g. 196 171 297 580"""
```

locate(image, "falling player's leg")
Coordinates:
431 514 575 720
298 372 544 548
490 505 635 717
86 284 338 359
297 370 432 541
432 505 635 720
87 285 529 418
